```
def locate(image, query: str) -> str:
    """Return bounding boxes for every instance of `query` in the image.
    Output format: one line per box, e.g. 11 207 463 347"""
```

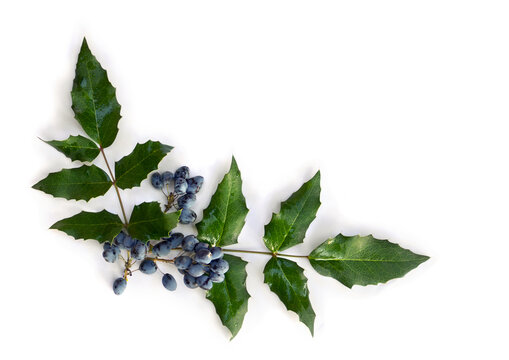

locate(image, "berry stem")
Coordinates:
100 146 129 226
148 257 174 264
222 248 308 259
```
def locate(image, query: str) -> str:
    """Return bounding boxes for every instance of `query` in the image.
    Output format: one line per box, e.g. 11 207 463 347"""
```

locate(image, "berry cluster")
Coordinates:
150 166 204 224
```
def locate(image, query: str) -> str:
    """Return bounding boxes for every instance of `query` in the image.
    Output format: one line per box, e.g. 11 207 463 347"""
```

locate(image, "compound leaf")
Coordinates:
50 210 123 243
206 254 250 339
309 234 430 288
71 38 121 148
263 171 321 253
197 157 248 247
115 141 173 190
42 135 100 162
264 257 315 335
127 202 180 242
32 165 112 201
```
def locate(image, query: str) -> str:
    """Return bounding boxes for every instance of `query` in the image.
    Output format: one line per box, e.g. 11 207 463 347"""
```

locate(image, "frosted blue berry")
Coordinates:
102 248 117 263
194 242 209 252
210 259 229 274
179 208 197 224
162 171 173 184
131 240 147 260
182 235 199 251
187 263 206 277
174 255 192 270
123 235 135 250
174 166 190 179
195 248 212 264
186 176 204 194
114 232 127 249
165 233 184 248
162 273 177 291
198 276 213 290
139 259 157 274
152 240 171 257
174 177 188 195
209 271 225 283
183 273 198 289
103 242 111 250
210 247 223 260
177 193 196 210
113 278 127 295
151 172 163 189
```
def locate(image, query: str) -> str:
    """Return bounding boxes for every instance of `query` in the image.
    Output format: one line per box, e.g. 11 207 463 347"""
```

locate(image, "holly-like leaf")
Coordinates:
197 157 248 247
264 257 315 335
309 234 430 288
32 165 112 201
50 210 123 243
114 141 173 190
127 202 180 242
263 171 321 253
42 135 100 162
71 38 121 148
206 255 250 339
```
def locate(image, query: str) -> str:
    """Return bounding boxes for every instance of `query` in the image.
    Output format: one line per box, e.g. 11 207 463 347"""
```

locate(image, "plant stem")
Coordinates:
148 257 174 264
100 146 129 226
222 248 308 259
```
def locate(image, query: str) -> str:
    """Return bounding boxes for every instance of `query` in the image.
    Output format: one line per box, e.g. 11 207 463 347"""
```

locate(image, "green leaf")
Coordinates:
42 135 100 162
127 202 180 242
264 257 315 335
115 141 173 190
32 165 112 201
71 38 121 148
263 171 321 253
309 234 430 288
206 255 250 339
197 157 248 247
50 210 123 243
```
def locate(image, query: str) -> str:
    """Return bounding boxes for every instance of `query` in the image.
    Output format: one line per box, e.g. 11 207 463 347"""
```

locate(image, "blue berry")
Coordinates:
194 242 209 252
187 263 206 277
179 208 197 224
152 240 171 257
186 176 204 194
139 259 157 274
178 268 186 275
111 244 120 257
162 171 173 184
196 274 210 288
162 273 177 291
151 172 163 189
177 193 196 210
123 235 135 250
114 232 127 249
165 233 184 248
174 166 190 179
209 271 225 283
131 240 147 260
113 278 127 295
210 259 229 274
103 242 111 250
210 247 223 260
174 177 188 195
195 248 212 264
199 276 213 290
182 235 199 251
174 255 192 270
183 273 198 289
102 248 117 263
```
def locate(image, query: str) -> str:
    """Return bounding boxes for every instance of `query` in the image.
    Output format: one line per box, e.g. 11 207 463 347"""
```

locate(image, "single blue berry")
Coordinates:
139 259 157 274
210 259 229 274
174 166 190 179
113 278 127 295
162 171 173 185
196 274 210 288
182 235 199 251
194 242 209 252
209 271 225 283
162 273 177 291
174 255 192 270
102 248 117 263
151 172 164 189
179 208 197 224
174 177 188 195
199 276 213 290
186 176 204 194
123 235 135 250
131 240 147 260
183 273 198 289
103 242 111 250
187 263 206 277
165 232 184 248
210 247 223 260
114 232 127 249
152 240 172 257
177 193 196 210
111 244 120 257
195 248 212 264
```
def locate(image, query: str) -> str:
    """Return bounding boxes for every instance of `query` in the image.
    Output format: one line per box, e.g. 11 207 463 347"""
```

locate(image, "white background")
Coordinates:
1 1 508 359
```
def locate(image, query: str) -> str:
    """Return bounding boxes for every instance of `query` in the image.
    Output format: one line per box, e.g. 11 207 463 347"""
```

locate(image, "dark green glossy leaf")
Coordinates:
309 234 430 288
127 202 180 242
42 135 100 162
264 257 315 335
197 157 248 247
50 210 123 243
71 38 121 148
263 171 321 253
206 255 250 339
115 141 173 190
32 165 112 201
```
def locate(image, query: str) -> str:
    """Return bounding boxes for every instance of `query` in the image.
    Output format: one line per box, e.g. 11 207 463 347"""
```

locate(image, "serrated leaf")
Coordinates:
263 171 321 253
42 135 100 162
71 38 121 148
264 257 315 335
32 165 112 201
114 141 173 190
309 234 430 288
197 157 248 247
50 210 123 243
206 254 250 339
127 202 180 242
